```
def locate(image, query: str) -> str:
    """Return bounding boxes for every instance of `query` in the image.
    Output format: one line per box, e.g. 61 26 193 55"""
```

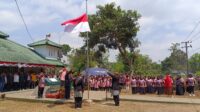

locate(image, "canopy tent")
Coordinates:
82 67 109 100
82 67 108 76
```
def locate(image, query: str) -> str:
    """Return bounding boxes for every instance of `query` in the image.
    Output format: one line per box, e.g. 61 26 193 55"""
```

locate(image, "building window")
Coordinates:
49 50 51 56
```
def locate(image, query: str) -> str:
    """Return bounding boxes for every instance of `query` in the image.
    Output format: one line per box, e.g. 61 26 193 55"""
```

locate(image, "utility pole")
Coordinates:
181 41 192 75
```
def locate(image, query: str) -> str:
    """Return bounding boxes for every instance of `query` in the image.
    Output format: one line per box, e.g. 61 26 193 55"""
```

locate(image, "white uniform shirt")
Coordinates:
13 73 19 82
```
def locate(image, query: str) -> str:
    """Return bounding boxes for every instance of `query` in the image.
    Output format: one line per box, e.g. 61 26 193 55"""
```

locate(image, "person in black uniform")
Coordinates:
64 70 73 99
73 73 84 108
107 72 120 106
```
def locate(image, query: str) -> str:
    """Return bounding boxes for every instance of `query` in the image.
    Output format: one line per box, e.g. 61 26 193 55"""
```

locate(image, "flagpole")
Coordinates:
85 0 90 100
86 0 89 69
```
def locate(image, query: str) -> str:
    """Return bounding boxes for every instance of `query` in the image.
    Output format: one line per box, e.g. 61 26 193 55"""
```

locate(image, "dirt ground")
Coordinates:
0 100 200 112
120 89 200 99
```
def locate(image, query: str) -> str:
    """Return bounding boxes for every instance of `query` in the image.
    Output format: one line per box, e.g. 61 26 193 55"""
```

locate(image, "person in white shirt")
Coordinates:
13 72 19 90
27 73 31 89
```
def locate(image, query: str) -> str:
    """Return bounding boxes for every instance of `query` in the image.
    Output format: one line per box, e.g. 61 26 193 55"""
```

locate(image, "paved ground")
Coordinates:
4 88 200 105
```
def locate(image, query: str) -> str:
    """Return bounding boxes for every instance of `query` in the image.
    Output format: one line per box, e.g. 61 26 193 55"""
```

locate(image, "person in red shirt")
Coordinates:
164 73 173 95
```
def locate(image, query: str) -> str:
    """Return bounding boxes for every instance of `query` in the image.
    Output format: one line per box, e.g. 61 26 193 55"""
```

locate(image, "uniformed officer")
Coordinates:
73 73 84 108
108 72 120 106
65 70 73 99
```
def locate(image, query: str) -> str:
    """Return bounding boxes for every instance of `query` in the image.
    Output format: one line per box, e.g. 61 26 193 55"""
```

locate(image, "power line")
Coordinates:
183 21 200 42
190 47 200 54
190 30 200 41
14 0 34 42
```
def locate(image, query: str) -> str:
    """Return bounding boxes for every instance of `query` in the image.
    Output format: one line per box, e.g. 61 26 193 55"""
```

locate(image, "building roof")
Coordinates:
28 39 62 48
0 37 63 67
0 31 9 38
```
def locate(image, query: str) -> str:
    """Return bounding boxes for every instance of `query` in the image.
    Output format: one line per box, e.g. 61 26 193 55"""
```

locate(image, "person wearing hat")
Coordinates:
107 72 120 106
73 73 84 108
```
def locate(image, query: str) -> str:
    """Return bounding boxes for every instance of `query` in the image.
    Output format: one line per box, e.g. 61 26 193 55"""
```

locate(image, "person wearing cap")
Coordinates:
73 73 84 108
107 72 120 106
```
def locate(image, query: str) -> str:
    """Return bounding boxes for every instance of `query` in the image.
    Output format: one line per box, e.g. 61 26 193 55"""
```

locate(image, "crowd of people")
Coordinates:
88 73 200 96
89 75 112 91
0 70 57 93
2 68 200 108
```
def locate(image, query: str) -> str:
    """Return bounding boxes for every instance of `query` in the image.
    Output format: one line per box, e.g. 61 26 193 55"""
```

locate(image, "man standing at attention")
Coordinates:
73 73 84 109
108 72 120 106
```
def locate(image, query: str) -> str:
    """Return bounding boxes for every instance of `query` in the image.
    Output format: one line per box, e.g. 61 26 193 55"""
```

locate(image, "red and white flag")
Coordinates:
61 13 91 33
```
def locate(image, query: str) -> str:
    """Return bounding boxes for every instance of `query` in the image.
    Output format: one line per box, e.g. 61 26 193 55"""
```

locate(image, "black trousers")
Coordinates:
176 85 184 95
75 97 83 108
113 95 120 106
157 87 164 95
19 81 24 90
187 86 194 94
132 87 137 94
13 82 19 90
38 87 44 98
65 86 71 99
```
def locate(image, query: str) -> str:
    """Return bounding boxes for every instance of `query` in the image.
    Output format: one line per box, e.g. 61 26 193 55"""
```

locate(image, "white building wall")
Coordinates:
47 46 60 59
34 45 61 59
34 45 48 58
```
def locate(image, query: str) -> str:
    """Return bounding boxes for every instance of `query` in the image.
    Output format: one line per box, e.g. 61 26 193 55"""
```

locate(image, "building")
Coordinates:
0 31 64 73
28 38 62 60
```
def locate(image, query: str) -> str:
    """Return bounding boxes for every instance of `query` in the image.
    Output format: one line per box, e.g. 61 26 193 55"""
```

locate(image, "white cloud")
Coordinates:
0 10 22 32
42 32 84 49
1 0 200 62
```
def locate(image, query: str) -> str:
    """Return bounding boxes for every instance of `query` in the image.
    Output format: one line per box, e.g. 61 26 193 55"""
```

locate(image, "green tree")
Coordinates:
161 43 187 74
68 48 99 72
110 61 125 73
68 48 86 72
133 54 161 76
81 3 141 72
189 53 200 73
61 44 71 55
92 44 109 68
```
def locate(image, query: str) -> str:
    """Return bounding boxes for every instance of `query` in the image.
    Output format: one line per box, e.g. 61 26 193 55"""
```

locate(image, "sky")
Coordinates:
1 0 200 63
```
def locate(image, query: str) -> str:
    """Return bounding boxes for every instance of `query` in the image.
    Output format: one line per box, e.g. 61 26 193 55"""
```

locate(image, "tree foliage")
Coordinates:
68 48 106 72
80 3 141 71
189 53 200 73
110 61 125 73
113 53 161 75
68 48 86 72
61 44 71 55
161 43 187 74
133 54 161 76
